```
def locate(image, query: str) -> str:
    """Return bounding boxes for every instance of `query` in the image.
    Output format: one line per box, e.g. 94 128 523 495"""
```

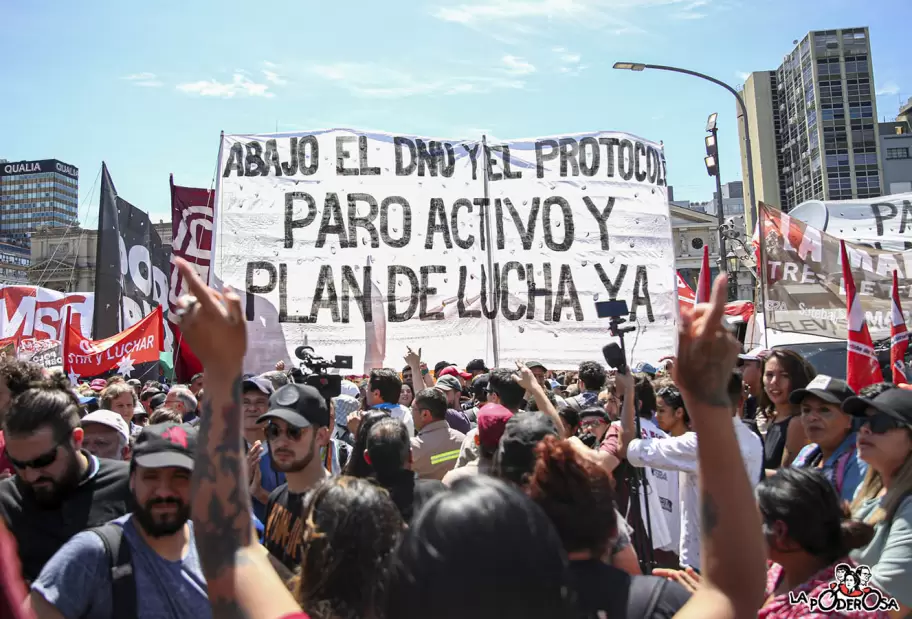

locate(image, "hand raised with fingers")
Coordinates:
404 347 422 368
673 274 740 409
512 361 537 391
173 257 246 379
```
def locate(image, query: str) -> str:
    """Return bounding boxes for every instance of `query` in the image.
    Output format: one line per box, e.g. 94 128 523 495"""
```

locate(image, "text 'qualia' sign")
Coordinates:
213 130 677 372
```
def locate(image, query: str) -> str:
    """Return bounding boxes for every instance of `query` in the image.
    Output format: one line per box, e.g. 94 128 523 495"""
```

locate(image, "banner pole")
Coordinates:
756 203 769 349
482 135 500 368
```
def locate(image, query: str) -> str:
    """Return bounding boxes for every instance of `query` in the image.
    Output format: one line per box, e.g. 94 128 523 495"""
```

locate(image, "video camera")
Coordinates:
293 346 354 402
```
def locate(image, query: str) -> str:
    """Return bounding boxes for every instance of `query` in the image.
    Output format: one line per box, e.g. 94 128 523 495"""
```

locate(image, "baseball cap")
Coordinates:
243 376 274 396
149 393 167 411
435 375 462 392
525 361 547 371
578 406 610 422
634 362 658 376
466 359 489 373
471 374 490 399
739 347 770 362
477 404 513 449
133 423 198 470
434 361 455 375
332 394 361 427
789 375 855 405
439 366 472 381
339 380 360 399
843 388 912 425
90 378 107 392
81 409 130 443
257 383 330 429
497 412 559 479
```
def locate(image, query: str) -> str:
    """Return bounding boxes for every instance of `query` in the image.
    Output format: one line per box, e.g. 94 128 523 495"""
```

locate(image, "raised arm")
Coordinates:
672 275 767 619
174 257 302 619
513 362 567 437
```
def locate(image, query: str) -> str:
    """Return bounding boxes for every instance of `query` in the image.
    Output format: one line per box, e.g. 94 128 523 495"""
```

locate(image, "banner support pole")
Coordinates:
757 204 769 349
482 135 500 368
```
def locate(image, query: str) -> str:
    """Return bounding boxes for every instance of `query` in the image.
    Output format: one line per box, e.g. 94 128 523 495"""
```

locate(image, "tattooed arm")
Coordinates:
175 258 302 619
671 276 767 619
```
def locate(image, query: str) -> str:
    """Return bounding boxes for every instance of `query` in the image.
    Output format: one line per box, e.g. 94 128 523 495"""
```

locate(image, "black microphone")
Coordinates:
603 343 629 375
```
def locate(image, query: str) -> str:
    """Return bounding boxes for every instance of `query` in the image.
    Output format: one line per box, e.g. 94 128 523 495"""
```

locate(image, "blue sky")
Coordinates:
1 0 909 223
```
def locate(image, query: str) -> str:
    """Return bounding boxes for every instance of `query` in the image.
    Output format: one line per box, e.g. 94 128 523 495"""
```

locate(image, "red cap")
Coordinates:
477 403 514 449
439 366 472 381
90 378 107 392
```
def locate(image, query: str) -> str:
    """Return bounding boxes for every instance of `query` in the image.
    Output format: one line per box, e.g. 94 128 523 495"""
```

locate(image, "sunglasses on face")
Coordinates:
6 442 63 470
264 422 307 442
862 412 910 435
580 417 606 428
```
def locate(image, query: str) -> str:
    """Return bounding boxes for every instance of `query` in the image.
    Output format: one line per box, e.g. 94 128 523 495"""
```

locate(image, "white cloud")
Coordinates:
309 62 525 98
176 73 274 98
263 60 277 68
122 72 163 87
735 71 750 81
877 81 900 96
262 69 288 85
552 46 584 76
502 55 536 75
670 0 708 18
432 0 698 33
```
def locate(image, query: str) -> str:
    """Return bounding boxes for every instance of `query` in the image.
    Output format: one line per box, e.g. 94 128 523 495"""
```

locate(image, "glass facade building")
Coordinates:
0 159 79 239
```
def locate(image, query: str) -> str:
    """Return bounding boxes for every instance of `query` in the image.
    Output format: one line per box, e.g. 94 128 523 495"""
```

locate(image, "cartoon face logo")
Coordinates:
843 573 859 591
834 563 850 584
857 565 871 587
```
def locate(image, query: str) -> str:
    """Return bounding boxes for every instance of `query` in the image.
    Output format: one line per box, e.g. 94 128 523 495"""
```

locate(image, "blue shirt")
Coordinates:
32 515 210 619
792 432 867 503
252 446 286 523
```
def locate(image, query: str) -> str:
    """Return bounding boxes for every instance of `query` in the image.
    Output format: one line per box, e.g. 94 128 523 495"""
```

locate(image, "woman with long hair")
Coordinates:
526 435 691 617
846 387 912 615
758 349 815 474
290 477 403 619
658 467 885 618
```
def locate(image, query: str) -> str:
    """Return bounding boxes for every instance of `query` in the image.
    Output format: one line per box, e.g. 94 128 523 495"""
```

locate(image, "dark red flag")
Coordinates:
169 178 214 382
891 270 909 384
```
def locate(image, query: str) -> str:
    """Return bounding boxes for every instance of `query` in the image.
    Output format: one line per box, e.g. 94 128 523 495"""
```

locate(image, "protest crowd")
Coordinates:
0 262 908 619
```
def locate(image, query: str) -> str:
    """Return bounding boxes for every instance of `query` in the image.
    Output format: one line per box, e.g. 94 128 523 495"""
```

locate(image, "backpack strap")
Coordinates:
626 576 667 619
834 449 853 495
90 523 137 619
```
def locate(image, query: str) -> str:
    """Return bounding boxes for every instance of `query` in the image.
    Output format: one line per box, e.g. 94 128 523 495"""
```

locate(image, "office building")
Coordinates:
738 27 883 230
0 159 79 240
0 239 30 285
879 113 912 196
28 221 171 293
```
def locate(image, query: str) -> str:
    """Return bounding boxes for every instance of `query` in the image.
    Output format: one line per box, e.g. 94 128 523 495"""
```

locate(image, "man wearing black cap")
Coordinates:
260 383 331 573
29 423 211 619
465 359 489 378
241 376 281 523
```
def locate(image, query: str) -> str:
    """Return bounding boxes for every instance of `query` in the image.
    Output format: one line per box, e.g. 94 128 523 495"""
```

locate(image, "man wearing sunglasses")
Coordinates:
0 377 131 583
259 383 331 573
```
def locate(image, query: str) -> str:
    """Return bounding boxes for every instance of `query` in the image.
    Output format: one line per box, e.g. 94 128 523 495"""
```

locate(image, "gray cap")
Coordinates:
435 375 462 392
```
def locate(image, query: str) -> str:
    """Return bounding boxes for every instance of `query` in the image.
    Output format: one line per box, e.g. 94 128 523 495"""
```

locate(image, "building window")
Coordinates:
886 147 910 160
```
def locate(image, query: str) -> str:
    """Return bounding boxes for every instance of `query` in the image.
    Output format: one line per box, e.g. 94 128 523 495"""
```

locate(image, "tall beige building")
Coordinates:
738 27 883 232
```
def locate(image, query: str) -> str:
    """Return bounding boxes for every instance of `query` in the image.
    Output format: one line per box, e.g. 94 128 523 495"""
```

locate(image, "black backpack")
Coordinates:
88 523 137 619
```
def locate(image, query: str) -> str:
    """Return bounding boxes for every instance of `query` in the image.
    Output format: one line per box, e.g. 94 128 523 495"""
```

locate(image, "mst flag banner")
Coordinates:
1 285 93 342
65 306 163 384
760 202 912 341
169 179 214 381
94 164 172 352
213 129 675 371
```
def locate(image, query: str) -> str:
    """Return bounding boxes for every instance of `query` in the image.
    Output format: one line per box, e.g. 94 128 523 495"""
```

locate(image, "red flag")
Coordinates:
64 306 163 384
695 245 711 304
841 241 883 392
676 272 696 308
169 178 214 381
891 270 909 384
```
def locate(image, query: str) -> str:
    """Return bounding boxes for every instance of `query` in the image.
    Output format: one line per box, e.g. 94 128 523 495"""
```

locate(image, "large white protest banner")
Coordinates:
789 194 912 252
213 130 676 372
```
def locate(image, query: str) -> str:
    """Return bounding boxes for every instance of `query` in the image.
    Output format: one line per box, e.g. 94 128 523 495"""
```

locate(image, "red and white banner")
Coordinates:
891 270 909 384
0 286 93 343
841 240 883 392
676 272 754 323
169 179 214 381
64 306 163 384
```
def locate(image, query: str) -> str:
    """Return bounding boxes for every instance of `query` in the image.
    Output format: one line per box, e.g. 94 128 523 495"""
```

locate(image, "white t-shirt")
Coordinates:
627 417 763 570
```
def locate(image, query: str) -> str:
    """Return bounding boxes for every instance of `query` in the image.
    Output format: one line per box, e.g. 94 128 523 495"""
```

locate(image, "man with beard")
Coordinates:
28 423 211 619
261 383 331 573
0 357 46 477
0 376 130 582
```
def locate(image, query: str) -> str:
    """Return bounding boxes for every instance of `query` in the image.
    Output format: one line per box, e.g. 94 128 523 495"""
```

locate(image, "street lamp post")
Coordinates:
612 62 758 228
703 113 727 278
